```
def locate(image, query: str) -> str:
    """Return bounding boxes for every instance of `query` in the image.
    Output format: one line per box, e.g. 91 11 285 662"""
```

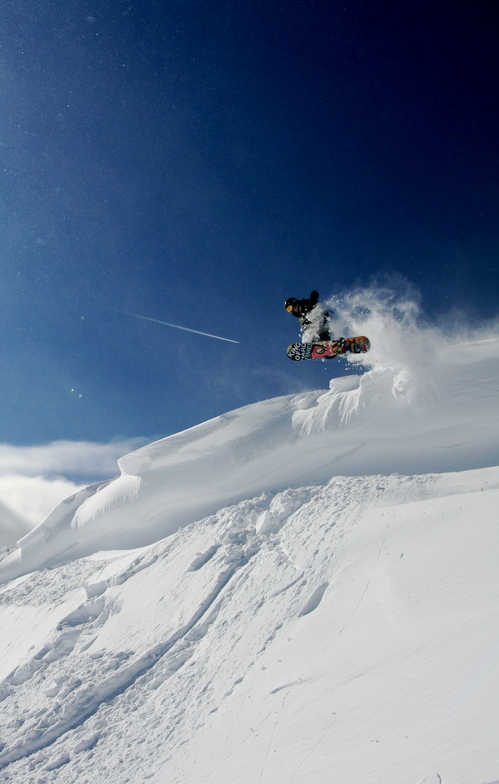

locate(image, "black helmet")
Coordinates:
285 297 297 312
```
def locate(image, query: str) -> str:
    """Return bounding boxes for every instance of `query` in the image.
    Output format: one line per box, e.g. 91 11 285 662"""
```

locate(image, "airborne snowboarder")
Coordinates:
285 290 370 361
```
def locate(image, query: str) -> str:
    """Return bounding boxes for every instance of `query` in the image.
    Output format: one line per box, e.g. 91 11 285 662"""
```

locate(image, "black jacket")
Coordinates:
285 291 332 341
289 290 320 320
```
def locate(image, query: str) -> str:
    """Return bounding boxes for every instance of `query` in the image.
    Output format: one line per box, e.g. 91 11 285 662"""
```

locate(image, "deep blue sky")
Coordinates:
1 0 497 446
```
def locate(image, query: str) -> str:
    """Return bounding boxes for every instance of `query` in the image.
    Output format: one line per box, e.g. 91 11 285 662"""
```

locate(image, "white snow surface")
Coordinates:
0 298 498 784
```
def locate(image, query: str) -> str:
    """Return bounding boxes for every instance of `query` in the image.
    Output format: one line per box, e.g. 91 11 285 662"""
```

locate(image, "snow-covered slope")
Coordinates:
1 330 498 583
0 300 498 784
0 467 498 784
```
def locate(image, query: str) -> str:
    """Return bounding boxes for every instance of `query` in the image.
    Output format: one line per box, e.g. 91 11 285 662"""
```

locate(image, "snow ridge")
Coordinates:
1 330 499 584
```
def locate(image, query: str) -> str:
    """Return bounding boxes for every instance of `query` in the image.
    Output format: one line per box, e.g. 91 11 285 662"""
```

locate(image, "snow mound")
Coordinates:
1 325 498 583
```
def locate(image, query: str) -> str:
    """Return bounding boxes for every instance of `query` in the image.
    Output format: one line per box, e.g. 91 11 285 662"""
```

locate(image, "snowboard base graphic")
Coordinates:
287 336 370 361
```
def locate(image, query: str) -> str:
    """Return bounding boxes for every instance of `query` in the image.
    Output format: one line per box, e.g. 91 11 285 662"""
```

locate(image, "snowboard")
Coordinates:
287 336 370 361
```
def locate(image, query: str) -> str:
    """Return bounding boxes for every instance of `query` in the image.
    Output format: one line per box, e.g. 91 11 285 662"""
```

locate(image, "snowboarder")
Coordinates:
284 290 332 343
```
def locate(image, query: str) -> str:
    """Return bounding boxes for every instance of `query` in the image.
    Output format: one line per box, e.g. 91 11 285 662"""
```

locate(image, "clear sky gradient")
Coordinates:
1 0 497 448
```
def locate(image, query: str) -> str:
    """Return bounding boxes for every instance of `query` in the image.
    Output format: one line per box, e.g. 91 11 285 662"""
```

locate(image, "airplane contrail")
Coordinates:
114 309 240 344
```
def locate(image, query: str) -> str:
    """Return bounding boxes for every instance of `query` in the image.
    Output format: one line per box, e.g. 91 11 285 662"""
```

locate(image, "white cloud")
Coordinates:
0 438 146 478
0 474 83 534
0 493 32 548
0 438 147 540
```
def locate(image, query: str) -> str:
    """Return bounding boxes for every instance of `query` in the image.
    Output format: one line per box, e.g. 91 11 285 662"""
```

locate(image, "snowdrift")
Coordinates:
1 332 498 583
